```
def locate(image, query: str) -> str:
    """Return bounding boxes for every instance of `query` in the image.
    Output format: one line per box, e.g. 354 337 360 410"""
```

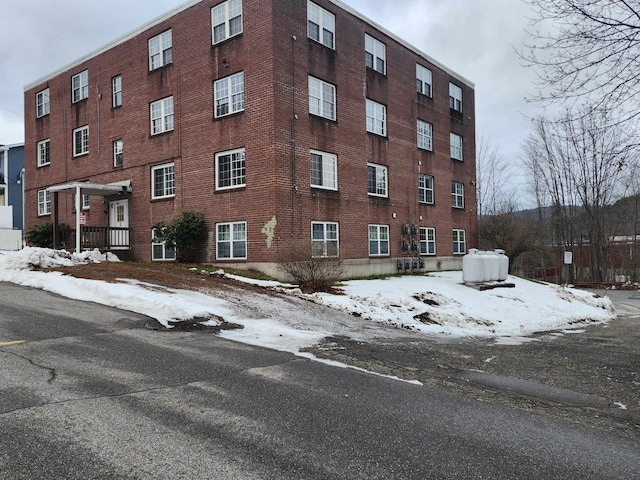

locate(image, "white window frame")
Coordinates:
149 30 173 71
365 34 386 74
73 193 90 211
416 64 432 97
368 224 390 257
212 0 243 45
215 148 246 190
216 221 247 260
112 75 122 107
307 1 335 49
73 125 89 157
37 190 51 216
151 162 175 199
36 88 50 118
72 70 89 103
417 119 433 151
449 82 463 112
308 76 336 120
420 227 436 256
367 163 388 197
452 181 464 209
113 139 123 167
419 174 434 204
152 228 176 261
366 99 386 136
311 221 339 258
310 150 337 190
150 96 174 135
214 71 245 117
453 229 466 255
37 139 50 167
450 132 463 160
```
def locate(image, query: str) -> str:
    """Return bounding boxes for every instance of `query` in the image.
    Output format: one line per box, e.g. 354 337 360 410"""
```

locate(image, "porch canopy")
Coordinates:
47 180 132 253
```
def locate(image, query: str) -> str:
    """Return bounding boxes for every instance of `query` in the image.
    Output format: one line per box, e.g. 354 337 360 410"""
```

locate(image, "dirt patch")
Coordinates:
413 311 440 325
43 261 270 295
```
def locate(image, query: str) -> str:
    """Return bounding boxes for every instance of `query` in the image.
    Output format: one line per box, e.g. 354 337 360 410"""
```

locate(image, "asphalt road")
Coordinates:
1 282 639 479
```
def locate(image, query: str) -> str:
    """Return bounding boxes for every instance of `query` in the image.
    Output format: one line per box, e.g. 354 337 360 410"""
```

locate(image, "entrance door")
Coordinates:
109 199 129 249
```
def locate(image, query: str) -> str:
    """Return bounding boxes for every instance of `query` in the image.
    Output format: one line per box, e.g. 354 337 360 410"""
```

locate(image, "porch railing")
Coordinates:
72 226 131 251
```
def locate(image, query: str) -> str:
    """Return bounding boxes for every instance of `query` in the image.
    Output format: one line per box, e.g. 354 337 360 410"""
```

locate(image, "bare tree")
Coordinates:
520 0 640 122
478 200 541 272
523 106 637 281
476 136 513 219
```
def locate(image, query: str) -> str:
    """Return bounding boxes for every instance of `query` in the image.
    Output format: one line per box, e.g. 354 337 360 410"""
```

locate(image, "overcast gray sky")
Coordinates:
0 0 537 197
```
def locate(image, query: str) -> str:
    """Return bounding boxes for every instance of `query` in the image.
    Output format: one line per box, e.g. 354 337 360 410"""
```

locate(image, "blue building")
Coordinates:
0 144 24 246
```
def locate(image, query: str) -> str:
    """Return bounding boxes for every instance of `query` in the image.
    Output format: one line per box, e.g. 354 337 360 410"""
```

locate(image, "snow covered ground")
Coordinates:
0 248 615 356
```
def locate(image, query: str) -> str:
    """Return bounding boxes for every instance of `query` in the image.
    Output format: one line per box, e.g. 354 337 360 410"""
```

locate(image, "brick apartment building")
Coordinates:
23 0 477 278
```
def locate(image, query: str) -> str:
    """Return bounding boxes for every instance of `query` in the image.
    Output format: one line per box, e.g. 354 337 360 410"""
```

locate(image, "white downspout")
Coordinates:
75 185 81 253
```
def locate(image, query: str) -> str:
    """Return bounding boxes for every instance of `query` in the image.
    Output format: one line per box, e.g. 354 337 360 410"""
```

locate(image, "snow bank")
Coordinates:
0 248 616 340
304 272 615 337
0 247 120 270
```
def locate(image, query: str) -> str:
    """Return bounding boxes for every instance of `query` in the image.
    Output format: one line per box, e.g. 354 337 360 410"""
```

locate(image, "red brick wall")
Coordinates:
24 0 477 265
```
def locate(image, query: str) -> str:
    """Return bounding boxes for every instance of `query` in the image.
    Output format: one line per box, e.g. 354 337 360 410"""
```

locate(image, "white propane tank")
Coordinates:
479 251 496 282
463 249 484 283
495 249 509 281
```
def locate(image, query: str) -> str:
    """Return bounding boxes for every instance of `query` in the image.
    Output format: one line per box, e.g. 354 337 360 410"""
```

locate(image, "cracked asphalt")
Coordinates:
26 262 640 438
303 289 640 438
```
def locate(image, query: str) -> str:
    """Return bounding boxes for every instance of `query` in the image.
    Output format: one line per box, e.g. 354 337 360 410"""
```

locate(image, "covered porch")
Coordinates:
47 180 132 253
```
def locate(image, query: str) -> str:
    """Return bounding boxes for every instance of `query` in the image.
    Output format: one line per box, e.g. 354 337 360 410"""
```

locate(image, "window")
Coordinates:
216 148 246 190
451 181 464 208
37 190 51 216
365 34 386 74
36 88 50 117
449 82 462 112
152 229 176 261
450 133 463 160
216 222 247 259
312 222 339 257
152 163 175 199
149 30 172 70
369 224 389 256
420 227 436 255
366 99 386 136
453 229 466 254
37 139 50 167
72 70 89 103
310 150 337 190
73 126 89 156
309 76 336 120
367 163 388 197
212 0 243 44
419 174 434 204
416 64 432 97
307 1 335 49
112 75 122 107
73 193 90 210
417 119 433 151
214 71 244 117
150 97 174 135
113 139 123 167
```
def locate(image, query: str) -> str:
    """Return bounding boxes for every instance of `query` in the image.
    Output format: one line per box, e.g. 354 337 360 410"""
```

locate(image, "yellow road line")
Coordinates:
0 340 26 347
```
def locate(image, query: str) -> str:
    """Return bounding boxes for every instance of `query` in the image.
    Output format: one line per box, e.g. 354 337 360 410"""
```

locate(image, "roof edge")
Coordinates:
328 0 474 88
24 0 474 92
24 0 203 92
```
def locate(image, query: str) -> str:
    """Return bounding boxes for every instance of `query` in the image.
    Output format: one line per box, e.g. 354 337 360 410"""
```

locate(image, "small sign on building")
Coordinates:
79 212 87 225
